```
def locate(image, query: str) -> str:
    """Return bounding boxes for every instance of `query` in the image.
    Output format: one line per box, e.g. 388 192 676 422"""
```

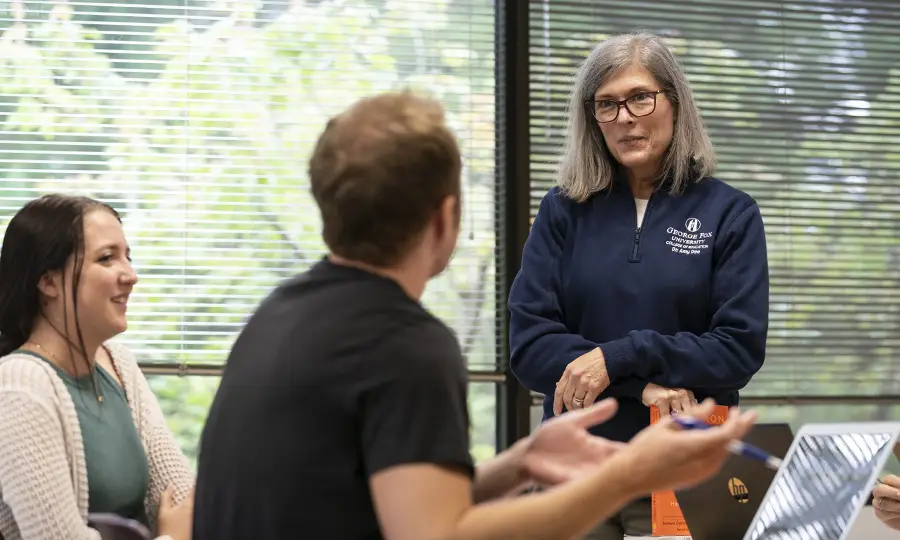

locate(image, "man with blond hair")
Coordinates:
192 91 756 540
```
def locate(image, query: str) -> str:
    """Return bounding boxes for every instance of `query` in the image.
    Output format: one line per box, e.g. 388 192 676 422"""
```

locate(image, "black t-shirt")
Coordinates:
192 258 474 540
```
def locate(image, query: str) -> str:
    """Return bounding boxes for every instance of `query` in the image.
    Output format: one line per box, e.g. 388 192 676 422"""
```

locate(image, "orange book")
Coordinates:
649 404 729 537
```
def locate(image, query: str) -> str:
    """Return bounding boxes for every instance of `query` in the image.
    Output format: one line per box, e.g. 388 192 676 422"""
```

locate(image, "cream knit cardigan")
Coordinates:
0 340 194 540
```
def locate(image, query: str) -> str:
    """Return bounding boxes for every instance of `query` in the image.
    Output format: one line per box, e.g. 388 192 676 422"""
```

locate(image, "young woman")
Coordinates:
0 194 194 540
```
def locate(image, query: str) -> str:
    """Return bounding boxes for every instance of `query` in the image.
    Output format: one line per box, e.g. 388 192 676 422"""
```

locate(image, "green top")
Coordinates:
16 350 150 525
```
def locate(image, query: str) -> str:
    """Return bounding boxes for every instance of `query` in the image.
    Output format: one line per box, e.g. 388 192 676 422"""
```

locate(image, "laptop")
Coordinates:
743 421 900 540
674 423 794 540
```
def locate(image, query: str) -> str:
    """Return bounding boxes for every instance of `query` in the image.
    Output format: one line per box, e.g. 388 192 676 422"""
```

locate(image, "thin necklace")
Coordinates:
26 341 104 403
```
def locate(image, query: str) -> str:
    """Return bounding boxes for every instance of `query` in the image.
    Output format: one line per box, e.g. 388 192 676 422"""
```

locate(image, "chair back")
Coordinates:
87 513 151 540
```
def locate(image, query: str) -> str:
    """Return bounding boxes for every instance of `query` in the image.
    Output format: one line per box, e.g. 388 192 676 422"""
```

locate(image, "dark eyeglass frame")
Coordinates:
584 90 665 123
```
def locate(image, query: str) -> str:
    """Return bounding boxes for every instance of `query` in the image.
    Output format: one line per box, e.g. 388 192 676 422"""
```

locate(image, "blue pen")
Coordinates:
672 415 783 471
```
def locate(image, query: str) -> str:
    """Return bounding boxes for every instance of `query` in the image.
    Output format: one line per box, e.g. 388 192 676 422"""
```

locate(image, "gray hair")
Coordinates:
557 32 716 202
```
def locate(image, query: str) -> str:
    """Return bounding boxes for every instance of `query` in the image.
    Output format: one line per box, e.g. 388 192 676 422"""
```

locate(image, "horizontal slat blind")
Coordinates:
0 0 500 369
529 0 900 396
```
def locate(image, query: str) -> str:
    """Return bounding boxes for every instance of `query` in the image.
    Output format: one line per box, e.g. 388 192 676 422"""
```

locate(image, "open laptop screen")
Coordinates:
744 431 892 540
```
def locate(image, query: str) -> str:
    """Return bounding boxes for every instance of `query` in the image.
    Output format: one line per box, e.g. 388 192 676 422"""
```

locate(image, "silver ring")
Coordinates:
877 498 884 511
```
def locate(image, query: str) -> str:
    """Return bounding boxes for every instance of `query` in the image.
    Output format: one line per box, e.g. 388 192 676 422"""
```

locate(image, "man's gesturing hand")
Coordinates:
523 398 625 487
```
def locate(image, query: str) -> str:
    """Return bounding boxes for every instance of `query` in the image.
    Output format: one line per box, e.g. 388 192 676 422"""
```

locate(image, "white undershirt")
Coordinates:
635 198 649 228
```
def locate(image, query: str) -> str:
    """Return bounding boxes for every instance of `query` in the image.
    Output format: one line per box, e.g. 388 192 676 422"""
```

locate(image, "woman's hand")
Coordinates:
873 474 900 530
554 348 609 415
641 383 697 416
158 486 194 540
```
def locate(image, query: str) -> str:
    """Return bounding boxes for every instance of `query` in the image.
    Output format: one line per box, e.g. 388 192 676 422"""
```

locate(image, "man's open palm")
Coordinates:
522 399 625 487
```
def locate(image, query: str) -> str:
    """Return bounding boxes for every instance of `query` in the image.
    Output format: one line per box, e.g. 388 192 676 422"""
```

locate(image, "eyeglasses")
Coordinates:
585 90 664 123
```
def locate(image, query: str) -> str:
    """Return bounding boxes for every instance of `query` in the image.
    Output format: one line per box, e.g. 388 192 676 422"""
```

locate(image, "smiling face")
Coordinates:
593 64 675 182
40 209 138 345
76 210 138 339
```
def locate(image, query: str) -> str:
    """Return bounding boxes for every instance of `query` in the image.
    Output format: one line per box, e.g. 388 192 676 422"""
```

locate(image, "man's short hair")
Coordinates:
309 91 462 267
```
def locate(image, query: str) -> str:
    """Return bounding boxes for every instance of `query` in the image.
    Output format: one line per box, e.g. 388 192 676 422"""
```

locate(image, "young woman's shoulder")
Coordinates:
0 350 61 395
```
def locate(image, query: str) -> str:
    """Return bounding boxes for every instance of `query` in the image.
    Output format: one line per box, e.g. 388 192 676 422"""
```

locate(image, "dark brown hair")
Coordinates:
0 194 121 367
308 91 462 266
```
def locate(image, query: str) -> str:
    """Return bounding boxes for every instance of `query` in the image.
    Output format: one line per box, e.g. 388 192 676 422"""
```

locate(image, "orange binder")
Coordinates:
649 404 729 537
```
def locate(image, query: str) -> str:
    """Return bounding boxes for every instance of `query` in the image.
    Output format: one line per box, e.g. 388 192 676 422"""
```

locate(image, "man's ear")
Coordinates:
434 195 460 237
37 270 62 300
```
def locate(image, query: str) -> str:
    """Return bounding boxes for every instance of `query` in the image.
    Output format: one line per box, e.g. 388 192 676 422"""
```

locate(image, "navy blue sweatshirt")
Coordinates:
508 177 769 443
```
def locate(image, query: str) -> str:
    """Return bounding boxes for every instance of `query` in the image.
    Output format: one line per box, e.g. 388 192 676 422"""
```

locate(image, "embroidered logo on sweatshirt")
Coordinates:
666 219 712 256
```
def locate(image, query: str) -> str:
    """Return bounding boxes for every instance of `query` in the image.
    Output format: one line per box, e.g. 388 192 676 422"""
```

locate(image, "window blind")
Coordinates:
528 0 900 397
0 0 499 370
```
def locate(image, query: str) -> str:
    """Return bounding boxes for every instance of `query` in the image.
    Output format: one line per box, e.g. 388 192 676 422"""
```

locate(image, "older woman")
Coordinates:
508 32 770 539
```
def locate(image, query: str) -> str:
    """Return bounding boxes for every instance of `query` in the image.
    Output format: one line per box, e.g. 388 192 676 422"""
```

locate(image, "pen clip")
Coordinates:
671 415 782 470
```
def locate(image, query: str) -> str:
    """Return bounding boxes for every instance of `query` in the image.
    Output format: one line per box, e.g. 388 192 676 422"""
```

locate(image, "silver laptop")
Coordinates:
742 421 900 540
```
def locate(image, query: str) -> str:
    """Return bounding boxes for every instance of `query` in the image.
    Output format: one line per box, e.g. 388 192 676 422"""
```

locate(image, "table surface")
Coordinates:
625 506 889 540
